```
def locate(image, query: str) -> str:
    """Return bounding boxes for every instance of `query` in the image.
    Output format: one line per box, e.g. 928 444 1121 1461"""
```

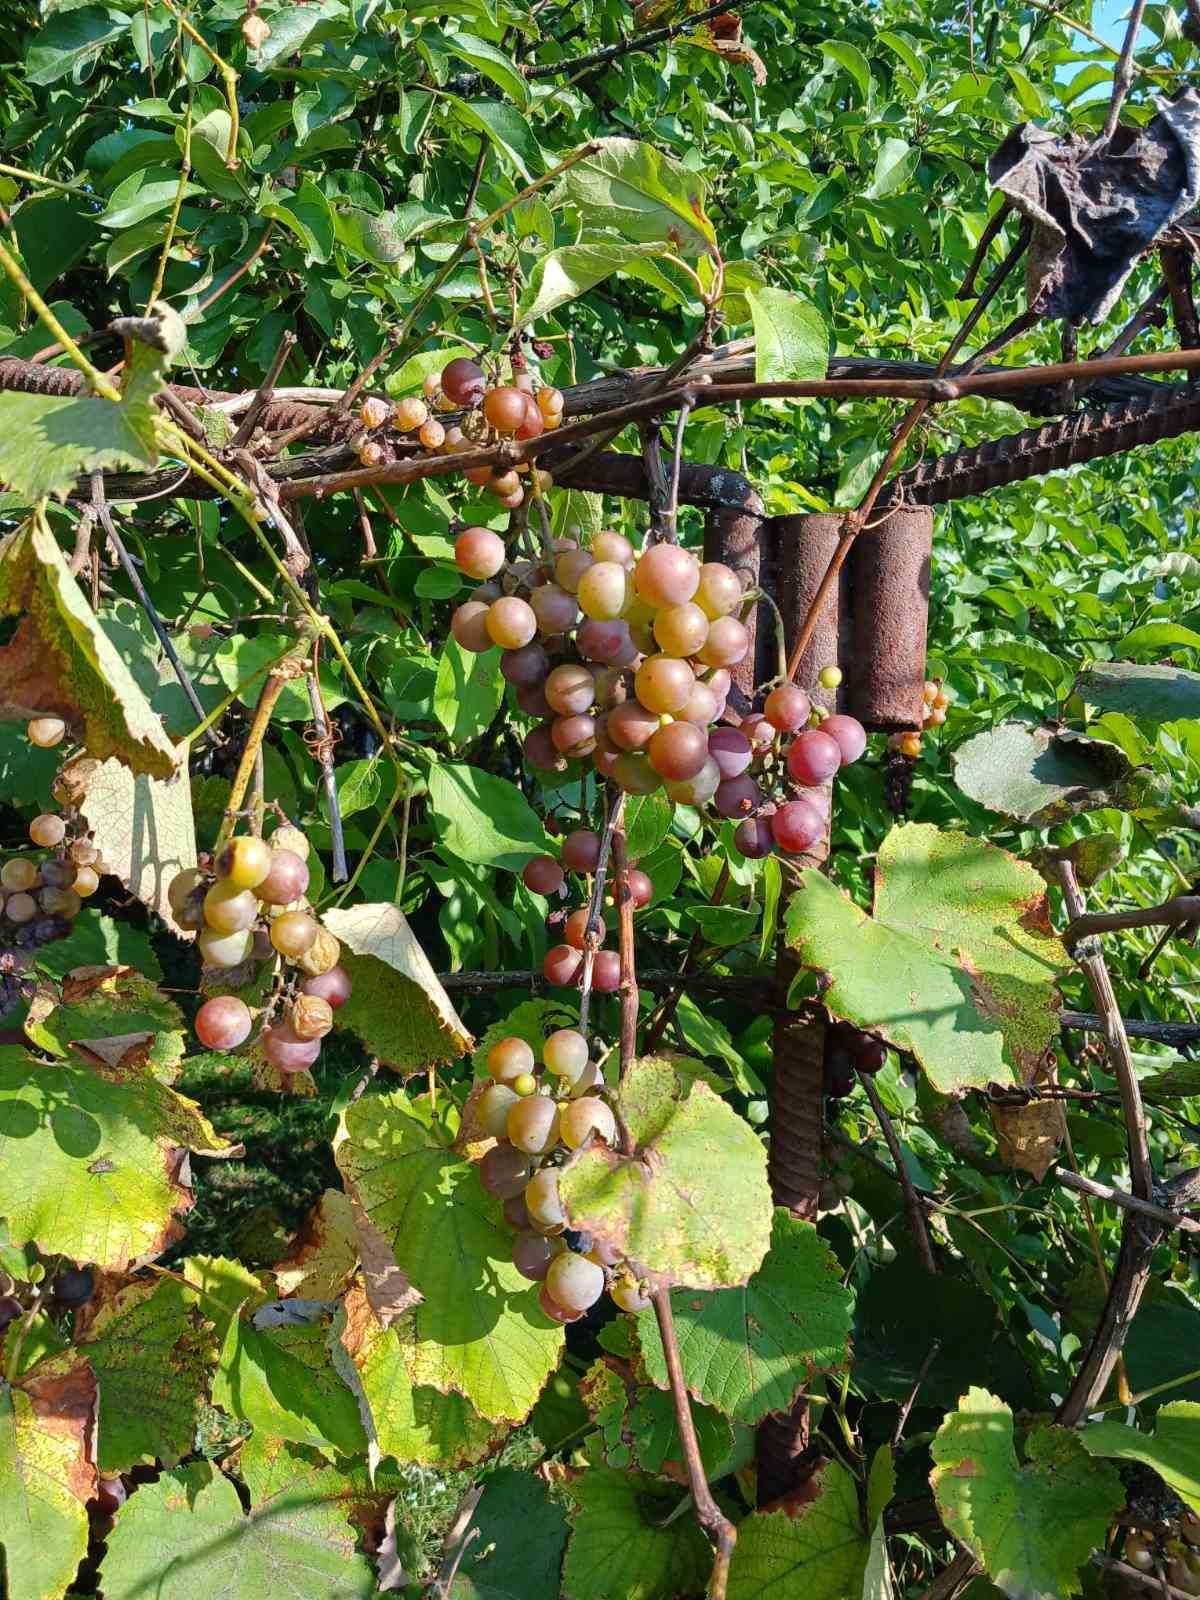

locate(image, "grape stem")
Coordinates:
576 788 622 1037
857 1070 938 1275
214 645 309 852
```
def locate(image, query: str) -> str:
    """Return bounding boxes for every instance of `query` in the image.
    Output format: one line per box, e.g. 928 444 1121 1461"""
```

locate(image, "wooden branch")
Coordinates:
525 0 743 79
859 1072 938 1273
1094 1554 1196 1600
1102 0 1148 143
231 331 297 450
1060 1009 1200 1045
1063 894 1200 949
918 1547 979 1600
1056 1166 1200 1234
425 1484 483 1599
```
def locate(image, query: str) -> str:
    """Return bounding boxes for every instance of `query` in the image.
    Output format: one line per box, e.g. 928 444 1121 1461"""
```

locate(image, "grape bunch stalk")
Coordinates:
168 825 353 1073
477 1029 651 1322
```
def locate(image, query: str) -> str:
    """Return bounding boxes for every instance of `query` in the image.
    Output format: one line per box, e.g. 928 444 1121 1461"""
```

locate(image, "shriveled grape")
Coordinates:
560 1096 617 1150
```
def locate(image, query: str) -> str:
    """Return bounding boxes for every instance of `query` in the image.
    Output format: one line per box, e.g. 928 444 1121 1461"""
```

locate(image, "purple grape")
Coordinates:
709 727 753 778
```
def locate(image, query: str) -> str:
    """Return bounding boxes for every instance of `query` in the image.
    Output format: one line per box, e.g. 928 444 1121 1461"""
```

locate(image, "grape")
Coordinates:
571 1060 604 1097
896 731 922 758
822 714 867 765
204 881 259 934
511 1072 537 1096
932 690 950 711
72 866 100 898
592 724 623 780
263 1022 321 1073
272 824 311 861
40 859 76 890
551 714 597 757
503 1193 532 1230
479 1141 532 1198
555 548 594 594
856 1037 887 1074
95 1476 127 1516
818 665 843 689
653 602 710 658
270 910 319 958
537 386 565 419
29 814 65 848
5 891 36 925
635 655 694 715
523 855 565 896
69 840 98 866
741 714 777 747
525 1168 566 1231
708 727 752 778
51 1267 95 1307
455 527 506 580
441 357 485 405
593 530 634 565
664 756 721 806
478 1081 520 1138
257 848 310 907
515 395 545 440
538 1283 582 1323
483 385 529 433
507 1096 560 1155
562 830 602 872
544 943 583 986
292 994 334 1040
195 994 253 1051
764 684 812 732
926 705 947 726
517 681 553 718
626 868 653 909
418 417 445 450
714 774 761 819
525 723 566 772
612 752 662 795
695 561 742 619
543 1027 589 1081
486 596 537 650
565 907 604 950
591 949 621 992
392 396 428 433
787 729 842 786
1 859 37 892
635 544 700 607
40 887 82 919
488 1035 535 1084
198 925 254 968
217 835 273 889
451 601 494 654
734 816 774 858
513 1232 555 1281
500 641 549 687
770 798 826 854
678 680 720 726
647 720 709 781
298 928 341 977
531 583 580 634
608 699 660 751
27 716 66 748
611 1271 651 1313
545 664 596 716
578 561 630 622
301 965 353 1008
697 615 750 668
546 1250 605 1313
1123 1535 1155 1572
560 1096 617 1149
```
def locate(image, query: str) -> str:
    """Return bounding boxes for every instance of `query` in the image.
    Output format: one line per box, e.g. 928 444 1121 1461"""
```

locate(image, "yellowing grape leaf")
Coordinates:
273 1189 359 1301
322 902 472 1072
0 1350 98 1600
24 964 186 1079
727 1460 872 1600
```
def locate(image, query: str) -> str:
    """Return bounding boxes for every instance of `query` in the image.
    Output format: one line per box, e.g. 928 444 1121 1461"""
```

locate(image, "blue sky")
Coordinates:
1092 0 1135 47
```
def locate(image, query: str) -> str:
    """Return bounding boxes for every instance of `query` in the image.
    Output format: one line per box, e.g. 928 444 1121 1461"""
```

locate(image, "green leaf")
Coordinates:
559 138 716 258
444 32 532 109
427 761 551 869
562 1466 710 1600
336 1091 565 1422
0 390 158 506
674 994 763 1095
214 1312 366 1456
821 40 871 99
557 1053 773 1289
686 903 759 945
0 1351 97 1600
449 100 542 179
728 1461 872 1599
624 789 674 861
97 167 203 231
434 638 503 747
1080 1402 1200 1514
931 1389 1123 1599
785 824 1071 1095
324 757 381 822
516 238 685 324
864 137 918 199
636 1210 852 1424
26 5 128 85
952 723 1157 825
746 287 827 383
1073 660 1200 723
322 902 473 1070
580 1357 733 1476
260 180 336 265
24 964 185 1076
450 1467 570 1600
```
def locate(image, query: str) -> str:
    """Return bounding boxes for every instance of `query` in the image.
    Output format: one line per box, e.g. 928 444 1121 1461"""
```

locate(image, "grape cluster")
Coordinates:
352 356 561 508
168 826 353 1074
522 831 652 990
824 1019 889 1100
1125 1515 1200 1591
477 1029 651 1322
886 680 951 763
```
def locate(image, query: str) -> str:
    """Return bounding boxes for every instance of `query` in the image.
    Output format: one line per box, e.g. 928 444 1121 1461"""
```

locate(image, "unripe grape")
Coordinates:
626 868 653 909
513 1231 555 1281
451 601 495 654
204 881 259 934
545 664 596 717
543 943 582 986
441 357 485 406
608 699 660 751
771 798 826 854
591 949 621 992
478 1082 520 1139
198 925 254 968
29 814 65 848
635 655 694 715
1 859 37 892
612 752 662 795
714 774 761 819
647 720 709 782
195 994 253 1051
694 561 742 619
543 1028 588 1081
577 618 637 667
507 1095 560 1155
488 1035 535 1085
531 583 579 634
818 665 843 689
708 727 752 778
735 816 775 859
300 965 353 1008
486 596 537 650
291 994 334 1041
611 1270 651 1313
392 395 428 432
524 723 566 773
500 641 549 687
297 928 340 977
546 1250 605 1313
40 858 76 890
523 855 565 896
515 395 544 440
5 892 36 924
263 1022 321 1074
565 907 604 950
27 716 66 748
653 603 709 658
270 910 319 959
257 848 310 907
479 1141 532 1198
578 561 630 622
551 714 596 757
593 529 633 566
490 468 522 497
664 755 721 807
555 547 595 593
697 615 750 669
539 1283 582 1323
562 830 602 873
271 825 310 861
822 714 867 766
678 680 720 726
787 729 842 787
536 386 565 419
454 527 506 580
483 386 529 433
764 684 812 733
635 544 699 607
511 1072 538 1097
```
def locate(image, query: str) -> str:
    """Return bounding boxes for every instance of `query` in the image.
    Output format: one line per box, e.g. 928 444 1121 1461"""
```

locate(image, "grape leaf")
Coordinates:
449 1467 569 1600
561 1466 710 1600
434 638 503 748
579 1356 733 1479
336 1091 564 1423
557 1053 773 1290
274 1189 359 1301
426 761 551 870
727 1460 872 1599
322 901 472 1071
952 723 1158 825
559 138 716 257
24 964 186 1078
1073 660 1200 723
516 237 686 325
1080 1402 1200 1514
746 288 828 382
785 824 1070 1096
635 1209 853 1424
213 1308 366 1456
930 1388 1123 1599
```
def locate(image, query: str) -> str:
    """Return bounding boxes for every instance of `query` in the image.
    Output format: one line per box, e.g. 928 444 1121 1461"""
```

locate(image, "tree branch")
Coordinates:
859 1072 939 1273
1063 894 1200 949
525 0 745 79
1055 1166 1200 1234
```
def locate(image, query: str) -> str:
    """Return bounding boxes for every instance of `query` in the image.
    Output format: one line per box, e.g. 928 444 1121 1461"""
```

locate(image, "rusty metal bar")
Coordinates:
848 507 933 731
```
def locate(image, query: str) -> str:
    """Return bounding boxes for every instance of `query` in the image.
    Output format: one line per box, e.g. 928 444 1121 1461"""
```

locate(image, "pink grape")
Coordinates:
525 1168 566 1231
695 561 742 619
544 943 583 986
478 1083 520 1139
764 684 812 732
741 714 776 747
562 830 601 872
531 583 580 634
513 1232 555 1281
257 849 309 906
565 906 604 949
698 616 750 669
451 601 494 654
822 714 868 766
735 816 774 858
635 655 694 715
708 727 752 778
525 724 566 772
543 1028 589 1080
539 1283 582 1323
592 725 622 779
593 530 634 565
523 856 565 896
500 641 549 687
635 544 699 607
454 527 505 580
612 753 662 795
545 665 596 716
787 729 842 786
647 721 708 781
577 618 637 666
441 357 485 405
194 995 253 1051
263 1022 321 1074
771 798 826 853
300 966 353 1010
503 1193 532 1230
486 596 537 649
507 1095 560 1155
559 1097 617 1150
517 681 553 717
551 714 597 757
592 950 621 992
626 868 653 908
479 1142 532 1198
678 680 720 725
608 699 660 751
488 1036 535 1084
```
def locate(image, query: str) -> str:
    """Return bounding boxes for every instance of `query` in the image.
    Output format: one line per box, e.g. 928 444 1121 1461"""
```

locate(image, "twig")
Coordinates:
1090 280 1170 364
158 0 240 167
1023 0 1170 76
272 330 402 453
306 658 348 884
0 161 87 196
193 222 275 316
577 791 622 1037
1063 894 1200 949
665 399 692 544
918 1548 979 1600
147 104 193 309
353 490 378 562
640 421 672 541
859 1073 938 1274
1101 0 1148 143
214 649 306 851
526 0 748 79
425 1484 483 1600
1094 1555 1195 1600
1060 1009 1200 1044
1055 1167 1200 1234
462 135 490 218
957 201 1014 298
1159 244 1200 359
231 331 297 450
892 1341 942 1447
